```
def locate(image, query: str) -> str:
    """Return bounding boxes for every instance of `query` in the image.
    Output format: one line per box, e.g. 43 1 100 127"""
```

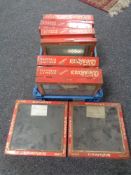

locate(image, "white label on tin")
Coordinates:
31 105 48 116
86 106 105 119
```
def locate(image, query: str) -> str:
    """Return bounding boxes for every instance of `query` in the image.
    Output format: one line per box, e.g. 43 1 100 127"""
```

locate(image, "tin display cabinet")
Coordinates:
68 102 130 159
5 100 68 157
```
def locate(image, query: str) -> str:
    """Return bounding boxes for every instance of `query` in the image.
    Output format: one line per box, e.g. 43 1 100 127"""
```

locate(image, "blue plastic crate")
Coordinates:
33 86 103 102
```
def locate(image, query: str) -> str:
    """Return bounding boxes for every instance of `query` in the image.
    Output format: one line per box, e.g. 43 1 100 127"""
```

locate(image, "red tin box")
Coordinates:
5 100 68 157
40 37 97 56
39 19 93 29
68 102 130 159
43 14 94 21
37 55 99 67
35 66 103 96
40 27 95 38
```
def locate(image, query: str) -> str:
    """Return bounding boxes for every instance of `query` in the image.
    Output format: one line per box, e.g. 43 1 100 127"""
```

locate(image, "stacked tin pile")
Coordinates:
4 14 130 159
34 14 103 101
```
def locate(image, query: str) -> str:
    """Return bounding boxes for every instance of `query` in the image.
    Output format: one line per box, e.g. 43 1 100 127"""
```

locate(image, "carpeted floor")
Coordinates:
0 0 131 174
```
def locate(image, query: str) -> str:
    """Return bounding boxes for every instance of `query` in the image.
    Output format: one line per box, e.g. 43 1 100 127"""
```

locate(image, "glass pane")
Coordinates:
46 45 86 56
72 105 124 152
43 84 96 96
10 104 65 151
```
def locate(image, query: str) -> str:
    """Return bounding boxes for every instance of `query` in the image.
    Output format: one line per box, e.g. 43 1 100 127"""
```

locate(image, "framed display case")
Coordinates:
68 102 130 159
36 66 103 96
5 100 68 157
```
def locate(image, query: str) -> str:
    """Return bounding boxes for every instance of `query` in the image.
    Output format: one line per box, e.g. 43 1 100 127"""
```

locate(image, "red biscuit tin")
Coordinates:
37 55 99 67
68 102 130 159
5 100 68 157
35 66 103 96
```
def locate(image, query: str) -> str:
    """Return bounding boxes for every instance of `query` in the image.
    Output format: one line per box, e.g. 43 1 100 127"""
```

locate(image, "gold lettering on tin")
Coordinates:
39 69 57 75
69 58 96 66
87 153 111 157
39 57 56 64
71 70 99 77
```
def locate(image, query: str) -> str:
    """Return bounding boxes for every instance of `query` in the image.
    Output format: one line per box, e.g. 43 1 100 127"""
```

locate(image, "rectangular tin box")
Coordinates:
37 55 99 67
5 100 68 157
35 66 103 96
68 102 130 159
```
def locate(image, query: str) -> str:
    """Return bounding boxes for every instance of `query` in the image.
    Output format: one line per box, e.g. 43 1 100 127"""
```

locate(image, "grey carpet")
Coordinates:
0 0 131 174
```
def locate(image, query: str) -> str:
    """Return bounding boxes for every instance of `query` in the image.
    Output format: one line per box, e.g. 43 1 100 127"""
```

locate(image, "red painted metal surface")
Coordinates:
35 67 103 95
37 55 99 67
36 66 103 84
40 37 97 44
40 27 95 38
43 14 94 21
39 19 93 29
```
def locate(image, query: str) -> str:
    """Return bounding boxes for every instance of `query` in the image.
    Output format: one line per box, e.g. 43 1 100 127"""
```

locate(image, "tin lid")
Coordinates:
37 55 99 67
5 100 68 157
36 66 103 84
68 102 130 159
39 19 93 29
43 14 94 21
40 27 95 36
40 28 95 37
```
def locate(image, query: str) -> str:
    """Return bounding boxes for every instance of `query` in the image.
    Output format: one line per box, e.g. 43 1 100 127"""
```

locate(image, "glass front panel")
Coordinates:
72 105 124 152
10 104 65 151
43 84 96 96
45 45 87 56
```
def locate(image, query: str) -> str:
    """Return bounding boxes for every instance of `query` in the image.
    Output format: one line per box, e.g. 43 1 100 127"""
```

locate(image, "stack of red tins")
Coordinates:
36 14 103 97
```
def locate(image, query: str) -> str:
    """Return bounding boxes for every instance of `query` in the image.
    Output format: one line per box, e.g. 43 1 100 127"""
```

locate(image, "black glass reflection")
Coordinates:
73 106 124 152
10 104 65 151
46 45 86 56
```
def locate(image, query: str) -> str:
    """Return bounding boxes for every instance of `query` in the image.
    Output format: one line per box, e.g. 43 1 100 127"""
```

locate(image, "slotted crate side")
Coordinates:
32 85 103 102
